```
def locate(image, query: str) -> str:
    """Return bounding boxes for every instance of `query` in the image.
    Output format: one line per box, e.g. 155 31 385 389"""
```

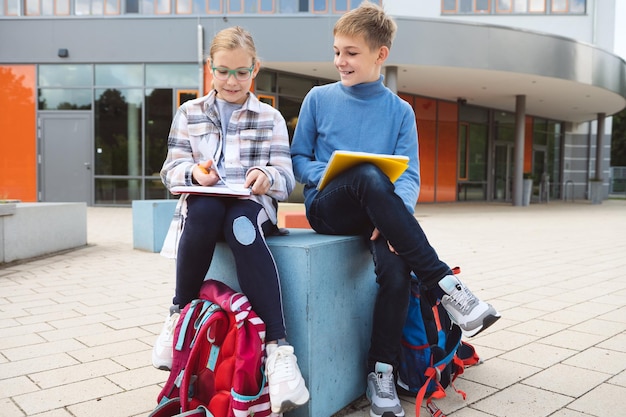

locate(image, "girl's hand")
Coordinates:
192 160 220 186
245 169 271 195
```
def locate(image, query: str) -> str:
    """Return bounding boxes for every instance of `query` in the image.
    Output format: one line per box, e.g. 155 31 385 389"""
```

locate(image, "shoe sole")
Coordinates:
463 313 501 338
272 398 309 414
271 391 310 414
369 410 405 417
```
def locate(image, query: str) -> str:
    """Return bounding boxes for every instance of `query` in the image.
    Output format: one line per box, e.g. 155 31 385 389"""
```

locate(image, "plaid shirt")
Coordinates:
159 91 295 258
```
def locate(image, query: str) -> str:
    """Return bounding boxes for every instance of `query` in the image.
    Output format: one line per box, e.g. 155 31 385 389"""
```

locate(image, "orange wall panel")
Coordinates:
0 65 37 202
436 101 458 202
413 97 437 203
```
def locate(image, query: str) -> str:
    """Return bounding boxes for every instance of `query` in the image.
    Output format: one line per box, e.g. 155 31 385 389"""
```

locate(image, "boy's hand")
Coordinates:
370 228 398 254
192 160 219 186
245 169 271 195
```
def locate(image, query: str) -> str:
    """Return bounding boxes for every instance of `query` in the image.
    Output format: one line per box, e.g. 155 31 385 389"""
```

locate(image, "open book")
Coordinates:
317 150 410 190
170 183 251 197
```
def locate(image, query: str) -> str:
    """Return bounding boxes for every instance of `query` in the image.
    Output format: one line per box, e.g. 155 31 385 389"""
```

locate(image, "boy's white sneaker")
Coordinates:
265 344 310 414
151 310 180 371
439 274 500 337
366 362 405 417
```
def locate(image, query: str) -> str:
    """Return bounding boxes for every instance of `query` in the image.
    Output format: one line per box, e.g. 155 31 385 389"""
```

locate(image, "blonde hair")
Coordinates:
333 1 397 51
209 26 258 65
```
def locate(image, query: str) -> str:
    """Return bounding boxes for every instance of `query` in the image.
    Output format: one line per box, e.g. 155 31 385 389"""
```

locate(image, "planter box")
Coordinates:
1 202 87 263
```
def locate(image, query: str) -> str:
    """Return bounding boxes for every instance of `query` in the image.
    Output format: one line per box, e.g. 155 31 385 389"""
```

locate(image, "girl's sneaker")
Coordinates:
265 344 310 414
151 307 180 371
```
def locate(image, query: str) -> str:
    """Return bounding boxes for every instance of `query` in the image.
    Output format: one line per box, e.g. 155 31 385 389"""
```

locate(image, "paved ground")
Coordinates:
1 200 625 417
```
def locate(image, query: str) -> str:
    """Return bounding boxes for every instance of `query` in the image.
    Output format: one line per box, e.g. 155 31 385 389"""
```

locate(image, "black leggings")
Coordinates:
174 195 286 341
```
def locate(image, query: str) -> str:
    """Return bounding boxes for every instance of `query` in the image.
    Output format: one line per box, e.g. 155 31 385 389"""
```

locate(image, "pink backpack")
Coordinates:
151 279 272 417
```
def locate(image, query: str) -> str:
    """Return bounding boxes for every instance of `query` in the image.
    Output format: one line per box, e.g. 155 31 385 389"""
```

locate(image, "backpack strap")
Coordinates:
414 308 463 417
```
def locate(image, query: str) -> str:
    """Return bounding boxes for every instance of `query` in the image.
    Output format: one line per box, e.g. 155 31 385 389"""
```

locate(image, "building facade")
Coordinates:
1 0 625 206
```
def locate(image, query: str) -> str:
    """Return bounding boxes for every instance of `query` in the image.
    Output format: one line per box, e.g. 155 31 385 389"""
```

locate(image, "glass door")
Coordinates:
494 142 514 201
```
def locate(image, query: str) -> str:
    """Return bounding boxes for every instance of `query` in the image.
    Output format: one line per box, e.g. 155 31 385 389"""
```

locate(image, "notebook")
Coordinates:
317 150 410 190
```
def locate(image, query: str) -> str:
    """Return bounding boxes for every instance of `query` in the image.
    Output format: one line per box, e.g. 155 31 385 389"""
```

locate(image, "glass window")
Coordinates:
126 0 139 12
96 64 143 87
156 0 171 13
279 0 297 12
551 0 567 12
94 88 143 176
313 0 326 13
442 0 457 12
38 89 92 110
25 0 39 15
459 0 472 12
146 64 197 87
496 0 512 12
176 0 192 12
277 73 315 97
277 96 303 141
145 88 173 176
528 0 545 13
95 178 142 205
5 0 19 14
191 0 204 12
334 0 347 12
39 64 92 87
476 0 490 12
513 0 527 12
299 0 307 11
229 0 243 12
468 124 488 181
75 0 90 13
570 0 585 13
57 0 70 14
208 0 222 13
260 0 273 12
142 0 155 13
458 123 469 179
104 0 120 13
145 178 170 200
256 70 276 93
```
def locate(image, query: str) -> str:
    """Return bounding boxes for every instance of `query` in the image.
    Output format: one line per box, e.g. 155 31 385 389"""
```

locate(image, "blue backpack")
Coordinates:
397 269 480 417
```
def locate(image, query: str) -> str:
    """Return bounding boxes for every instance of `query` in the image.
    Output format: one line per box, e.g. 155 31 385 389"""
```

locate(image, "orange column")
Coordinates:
412 97 437 203
0 65 37 202
436 101 459 202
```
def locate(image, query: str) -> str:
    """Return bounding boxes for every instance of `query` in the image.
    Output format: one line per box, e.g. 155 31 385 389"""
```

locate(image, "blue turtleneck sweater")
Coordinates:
291 75 420 213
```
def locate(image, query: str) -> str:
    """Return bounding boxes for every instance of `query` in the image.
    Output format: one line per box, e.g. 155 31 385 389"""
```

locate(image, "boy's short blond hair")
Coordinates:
333 1 397 51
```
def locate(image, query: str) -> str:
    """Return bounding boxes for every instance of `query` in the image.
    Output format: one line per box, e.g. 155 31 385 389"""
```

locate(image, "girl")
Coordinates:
153 26 309 414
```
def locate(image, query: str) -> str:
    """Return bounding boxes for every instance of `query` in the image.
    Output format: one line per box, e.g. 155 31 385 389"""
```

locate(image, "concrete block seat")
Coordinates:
131 200 377 416
132 200 177 252
1 202 87 263
208 230 376 417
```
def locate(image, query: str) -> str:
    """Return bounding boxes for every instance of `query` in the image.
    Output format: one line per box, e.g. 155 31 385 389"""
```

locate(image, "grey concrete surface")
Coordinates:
1 201 625 417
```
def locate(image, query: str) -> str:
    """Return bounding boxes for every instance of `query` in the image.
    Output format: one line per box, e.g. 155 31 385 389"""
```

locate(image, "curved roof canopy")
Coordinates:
264 17 626 123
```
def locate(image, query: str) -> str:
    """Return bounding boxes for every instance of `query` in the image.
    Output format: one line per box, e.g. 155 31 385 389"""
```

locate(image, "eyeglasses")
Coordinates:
211 66 255 81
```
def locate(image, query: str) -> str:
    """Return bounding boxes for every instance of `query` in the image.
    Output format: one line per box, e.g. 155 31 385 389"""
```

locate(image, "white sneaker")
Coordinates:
152 310 180 371
366 362 405 417
265 344 310 414
439 275 500 337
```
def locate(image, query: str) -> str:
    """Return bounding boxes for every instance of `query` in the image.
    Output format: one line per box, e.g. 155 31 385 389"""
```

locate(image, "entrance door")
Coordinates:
493 143 514 201
39 113 92 204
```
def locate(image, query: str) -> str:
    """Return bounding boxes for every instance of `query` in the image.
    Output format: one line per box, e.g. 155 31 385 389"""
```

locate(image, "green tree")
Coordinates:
612 107 626 166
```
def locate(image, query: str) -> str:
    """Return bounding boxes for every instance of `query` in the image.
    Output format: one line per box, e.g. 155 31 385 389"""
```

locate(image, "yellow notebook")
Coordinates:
317 150 410 190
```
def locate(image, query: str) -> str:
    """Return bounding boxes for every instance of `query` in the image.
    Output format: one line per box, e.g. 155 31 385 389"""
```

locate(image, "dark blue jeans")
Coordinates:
175 195 286 341
306 164 451 370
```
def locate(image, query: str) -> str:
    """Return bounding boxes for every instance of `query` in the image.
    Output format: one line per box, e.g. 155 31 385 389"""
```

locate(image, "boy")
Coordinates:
290 2 500 416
